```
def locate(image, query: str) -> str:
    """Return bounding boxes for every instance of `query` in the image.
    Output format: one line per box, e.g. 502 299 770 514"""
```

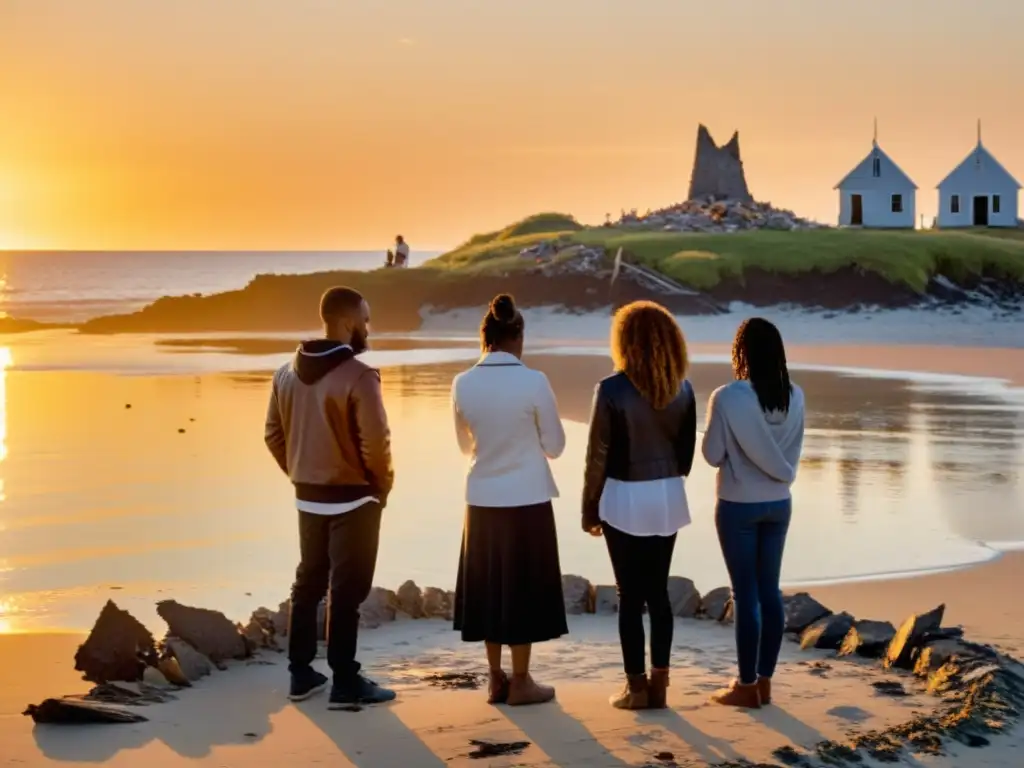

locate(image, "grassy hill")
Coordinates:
425 215 1024 293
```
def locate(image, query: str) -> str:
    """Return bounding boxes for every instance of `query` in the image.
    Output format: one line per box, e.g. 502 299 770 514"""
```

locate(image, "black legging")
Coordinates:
602 522 678 675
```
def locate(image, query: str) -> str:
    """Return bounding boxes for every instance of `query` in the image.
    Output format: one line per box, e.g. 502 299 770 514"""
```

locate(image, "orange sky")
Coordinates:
1 0 1023 250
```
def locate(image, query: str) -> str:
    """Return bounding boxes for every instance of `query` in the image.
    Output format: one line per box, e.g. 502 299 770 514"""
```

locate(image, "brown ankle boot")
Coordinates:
648 668 669 709
507 673 555 706
711 680 761 709
610 674 649 710
757 676 771 705
488 670 509 704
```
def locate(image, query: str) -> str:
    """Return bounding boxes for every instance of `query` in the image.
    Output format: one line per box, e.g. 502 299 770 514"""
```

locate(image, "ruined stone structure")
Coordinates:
687 124 753 202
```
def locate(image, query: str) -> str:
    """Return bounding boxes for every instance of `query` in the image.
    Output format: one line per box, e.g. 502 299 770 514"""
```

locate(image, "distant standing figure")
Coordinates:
451 293 568 707
394 235 409 267
264 286 397 708
581 301 696 710
702 317 805 709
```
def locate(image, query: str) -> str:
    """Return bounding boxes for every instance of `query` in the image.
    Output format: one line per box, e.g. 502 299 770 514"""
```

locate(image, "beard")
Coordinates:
350 327 369 355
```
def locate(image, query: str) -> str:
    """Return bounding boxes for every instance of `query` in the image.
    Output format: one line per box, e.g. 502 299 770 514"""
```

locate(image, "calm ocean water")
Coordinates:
0 250 439 322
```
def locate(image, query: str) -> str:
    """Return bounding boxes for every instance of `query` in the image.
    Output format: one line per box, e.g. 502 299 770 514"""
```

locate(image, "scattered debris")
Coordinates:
467 739 531 759
24 698 148 724
422 672 482 690
872 680 910 697
802 660 832 677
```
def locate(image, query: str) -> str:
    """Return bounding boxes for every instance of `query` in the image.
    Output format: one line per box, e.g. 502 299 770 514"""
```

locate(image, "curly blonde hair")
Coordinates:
610 301 688 409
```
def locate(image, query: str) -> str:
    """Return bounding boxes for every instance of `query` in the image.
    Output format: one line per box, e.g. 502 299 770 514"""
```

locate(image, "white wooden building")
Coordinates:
937 128 1020 228
835 139 917 228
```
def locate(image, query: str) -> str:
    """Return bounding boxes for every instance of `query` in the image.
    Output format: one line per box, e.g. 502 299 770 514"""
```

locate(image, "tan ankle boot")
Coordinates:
507 673 555 706
487 670 509 704
648 668 669 709
711 679 761 709
610 674 649 710
757 676 771 705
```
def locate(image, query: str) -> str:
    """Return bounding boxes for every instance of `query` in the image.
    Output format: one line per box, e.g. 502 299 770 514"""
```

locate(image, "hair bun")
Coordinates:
489 293 517 323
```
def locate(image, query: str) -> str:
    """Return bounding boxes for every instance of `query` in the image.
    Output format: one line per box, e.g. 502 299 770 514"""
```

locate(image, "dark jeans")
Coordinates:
715 498 792 685
603 522 677 676
288 502 382 682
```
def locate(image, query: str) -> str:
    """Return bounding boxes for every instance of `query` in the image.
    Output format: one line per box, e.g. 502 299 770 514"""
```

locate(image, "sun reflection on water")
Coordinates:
0 599 13 634
0 345 9 467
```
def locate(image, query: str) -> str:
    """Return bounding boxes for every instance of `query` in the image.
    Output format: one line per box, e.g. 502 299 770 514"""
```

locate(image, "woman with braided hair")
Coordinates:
702 317 805 709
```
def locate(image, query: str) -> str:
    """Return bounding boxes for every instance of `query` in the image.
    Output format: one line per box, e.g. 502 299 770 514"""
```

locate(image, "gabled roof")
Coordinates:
834 143 918 190
936 142 1022 190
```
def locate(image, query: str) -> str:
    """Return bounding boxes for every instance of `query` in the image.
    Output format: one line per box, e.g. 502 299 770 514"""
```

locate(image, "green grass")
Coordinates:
425 217 1024 293
427 212 583 273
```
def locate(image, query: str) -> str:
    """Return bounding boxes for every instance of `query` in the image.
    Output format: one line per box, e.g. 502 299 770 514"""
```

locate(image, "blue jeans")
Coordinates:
715 498 792 685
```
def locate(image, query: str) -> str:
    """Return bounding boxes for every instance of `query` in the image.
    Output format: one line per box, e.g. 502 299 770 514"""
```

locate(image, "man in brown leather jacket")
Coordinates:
265 286 396 707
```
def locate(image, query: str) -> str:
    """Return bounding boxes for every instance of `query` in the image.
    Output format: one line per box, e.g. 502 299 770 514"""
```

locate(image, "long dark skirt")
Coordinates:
453 501 568 645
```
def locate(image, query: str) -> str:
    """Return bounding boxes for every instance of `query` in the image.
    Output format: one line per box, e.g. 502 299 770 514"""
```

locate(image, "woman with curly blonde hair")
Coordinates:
582 300 696 710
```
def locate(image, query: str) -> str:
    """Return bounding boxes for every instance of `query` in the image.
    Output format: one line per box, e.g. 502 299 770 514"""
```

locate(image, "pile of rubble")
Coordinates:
610 196 827 233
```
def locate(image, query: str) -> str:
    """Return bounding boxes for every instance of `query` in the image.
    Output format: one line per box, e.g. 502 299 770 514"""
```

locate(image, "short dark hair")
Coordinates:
319 286 364 323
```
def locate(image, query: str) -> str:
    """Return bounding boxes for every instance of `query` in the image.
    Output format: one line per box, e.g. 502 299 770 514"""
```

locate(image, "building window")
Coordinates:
872 157 881 177
993 195 1001 214
891 194 903 213
951 195 960 214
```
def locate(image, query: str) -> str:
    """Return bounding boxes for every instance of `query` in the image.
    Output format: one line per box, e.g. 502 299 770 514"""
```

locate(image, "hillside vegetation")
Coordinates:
425 215 1024 293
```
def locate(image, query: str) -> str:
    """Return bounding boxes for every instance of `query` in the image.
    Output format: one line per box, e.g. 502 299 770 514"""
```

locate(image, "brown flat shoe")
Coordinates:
711 680 761 709
757 676 771 705
648 668 670 709
488 670 510 704
507 673 555 706
610 674 649 710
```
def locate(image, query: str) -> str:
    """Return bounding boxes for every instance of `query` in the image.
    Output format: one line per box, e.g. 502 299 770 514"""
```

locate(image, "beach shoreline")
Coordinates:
2 326 1023 765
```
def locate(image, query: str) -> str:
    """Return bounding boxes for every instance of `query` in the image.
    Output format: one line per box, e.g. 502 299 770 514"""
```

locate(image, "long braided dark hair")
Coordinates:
731 317 791 413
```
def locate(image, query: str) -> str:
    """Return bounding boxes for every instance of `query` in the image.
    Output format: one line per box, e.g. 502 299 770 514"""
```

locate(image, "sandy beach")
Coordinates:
3 566 1022 768
1 328 1023 766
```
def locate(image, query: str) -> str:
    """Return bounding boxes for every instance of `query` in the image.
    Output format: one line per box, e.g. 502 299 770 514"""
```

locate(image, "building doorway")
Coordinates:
973 196 989 226
850 194 863 226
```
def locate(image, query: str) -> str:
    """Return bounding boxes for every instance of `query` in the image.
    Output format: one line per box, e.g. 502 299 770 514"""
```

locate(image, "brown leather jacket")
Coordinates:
265 340 394 505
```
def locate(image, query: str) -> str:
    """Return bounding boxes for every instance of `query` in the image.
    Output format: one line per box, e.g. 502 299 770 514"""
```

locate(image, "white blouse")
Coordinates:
451 351 566 508
599 477 691 537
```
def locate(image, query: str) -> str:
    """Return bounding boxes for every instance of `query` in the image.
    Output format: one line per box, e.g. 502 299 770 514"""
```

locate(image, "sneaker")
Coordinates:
288 668 329 701
328 675 397 708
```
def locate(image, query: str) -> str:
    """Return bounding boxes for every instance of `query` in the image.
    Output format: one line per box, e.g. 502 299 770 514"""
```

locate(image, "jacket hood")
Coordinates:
292 340 355 385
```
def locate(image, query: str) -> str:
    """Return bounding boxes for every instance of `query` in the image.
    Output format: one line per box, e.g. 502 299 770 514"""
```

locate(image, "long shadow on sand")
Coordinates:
502 702 634 766
638 707 750 765
297 701 446 767
31 663 291 762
